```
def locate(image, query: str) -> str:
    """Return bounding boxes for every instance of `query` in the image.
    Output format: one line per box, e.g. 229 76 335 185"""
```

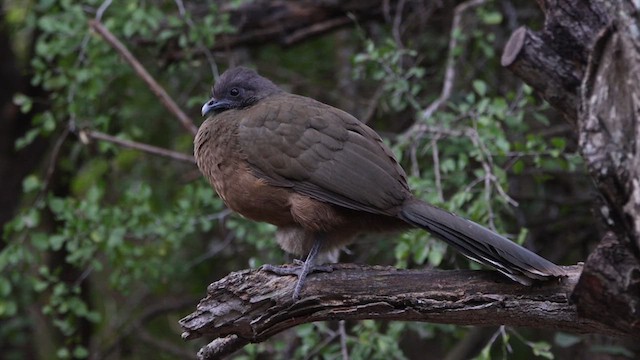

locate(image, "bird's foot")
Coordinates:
261 261 333 300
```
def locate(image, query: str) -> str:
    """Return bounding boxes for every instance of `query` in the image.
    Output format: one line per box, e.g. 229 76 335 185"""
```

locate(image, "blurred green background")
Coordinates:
0 0 624 359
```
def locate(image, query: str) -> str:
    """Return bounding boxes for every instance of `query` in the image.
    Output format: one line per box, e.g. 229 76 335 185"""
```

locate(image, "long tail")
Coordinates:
398 199 565 285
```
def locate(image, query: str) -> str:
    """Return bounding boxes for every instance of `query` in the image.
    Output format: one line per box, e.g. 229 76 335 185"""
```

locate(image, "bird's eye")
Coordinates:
229 88 240 97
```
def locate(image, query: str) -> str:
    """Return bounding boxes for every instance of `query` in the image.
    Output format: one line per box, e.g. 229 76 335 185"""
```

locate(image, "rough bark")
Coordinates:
503 0 640 339
577 5 640 244
571 0 640 334
180 264 632 358
501 0 607 125
501 26 581 121
572 233 640 334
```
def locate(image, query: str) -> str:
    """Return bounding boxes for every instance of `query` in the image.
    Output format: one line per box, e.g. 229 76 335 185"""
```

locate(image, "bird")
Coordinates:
195 66 565 300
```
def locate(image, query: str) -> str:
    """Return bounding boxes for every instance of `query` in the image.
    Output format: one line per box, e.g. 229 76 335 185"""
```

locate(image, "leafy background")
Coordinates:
0 0 627 359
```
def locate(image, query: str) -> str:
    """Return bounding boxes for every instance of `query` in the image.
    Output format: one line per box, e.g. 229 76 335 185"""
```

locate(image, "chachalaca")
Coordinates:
195 67 565 300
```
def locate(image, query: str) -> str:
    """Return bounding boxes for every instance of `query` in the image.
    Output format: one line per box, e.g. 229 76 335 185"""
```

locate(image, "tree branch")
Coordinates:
146 0 402 59
180 264 628 358
419 0 486 121
500 0 608 124
572 232 640 335
501 26 581 123
88 20 198 136
78 129 195 164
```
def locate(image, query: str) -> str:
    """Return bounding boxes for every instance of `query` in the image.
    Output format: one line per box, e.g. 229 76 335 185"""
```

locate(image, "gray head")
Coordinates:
201 67 282 117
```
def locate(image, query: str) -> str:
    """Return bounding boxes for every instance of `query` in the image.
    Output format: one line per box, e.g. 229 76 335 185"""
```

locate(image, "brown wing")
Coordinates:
236 93 411 216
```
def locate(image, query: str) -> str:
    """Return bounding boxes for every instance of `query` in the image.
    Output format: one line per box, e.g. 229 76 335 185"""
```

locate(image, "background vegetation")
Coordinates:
0 0 624 359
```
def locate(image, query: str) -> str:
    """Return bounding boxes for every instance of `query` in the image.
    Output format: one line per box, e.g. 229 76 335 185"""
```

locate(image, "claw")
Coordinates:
261 237 331 300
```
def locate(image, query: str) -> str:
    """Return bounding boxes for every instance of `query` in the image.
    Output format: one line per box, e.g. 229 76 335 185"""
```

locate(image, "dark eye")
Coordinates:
229 88 240 97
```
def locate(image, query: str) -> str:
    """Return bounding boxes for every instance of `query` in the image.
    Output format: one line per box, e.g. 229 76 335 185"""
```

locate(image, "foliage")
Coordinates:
1 0 590 359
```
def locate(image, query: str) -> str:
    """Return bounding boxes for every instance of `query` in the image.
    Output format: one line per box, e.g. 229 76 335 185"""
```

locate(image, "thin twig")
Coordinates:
173 0 219 79
98 296 199 359
392 0 406 49
303 326 339 360
283 17 353 45
42 0 112 199
410 142 420 177
468 120 518 207
482 326 504 355
403 122 475 142
79 129 195 164
138 326 196 359
198 336 249 360
502 326 513 353
483 161 496 230
361 84 386 124
443 327 498 360
186 227 235 270
420 0 487 121
95 0 113 20
88 20 198 136
40 127 71 196
462 175 485 195
339 320 350 360
431 136 444 202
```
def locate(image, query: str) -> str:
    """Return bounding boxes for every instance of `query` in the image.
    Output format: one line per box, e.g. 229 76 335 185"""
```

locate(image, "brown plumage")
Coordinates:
195 67 565 299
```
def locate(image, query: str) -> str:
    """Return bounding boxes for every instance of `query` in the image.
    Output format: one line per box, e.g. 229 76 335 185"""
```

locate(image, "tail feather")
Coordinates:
399 200 565 285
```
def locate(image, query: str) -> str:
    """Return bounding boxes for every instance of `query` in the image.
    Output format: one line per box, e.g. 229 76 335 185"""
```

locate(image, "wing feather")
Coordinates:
237 94 410 215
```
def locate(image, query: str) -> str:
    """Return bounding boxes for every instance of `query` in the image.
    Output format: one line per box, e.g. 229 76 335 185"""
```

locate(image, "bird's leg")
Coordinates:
262 234 333 300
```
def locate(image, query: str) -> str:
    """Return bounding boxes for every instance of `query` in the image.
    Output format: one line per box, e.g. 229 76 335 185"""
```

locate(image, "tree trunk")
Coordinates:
502 0 640 334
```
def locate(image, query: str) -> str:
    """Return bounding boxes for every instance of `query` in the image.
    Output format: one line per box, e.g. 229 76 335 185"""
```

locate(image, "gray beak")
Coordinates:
201 98 233 117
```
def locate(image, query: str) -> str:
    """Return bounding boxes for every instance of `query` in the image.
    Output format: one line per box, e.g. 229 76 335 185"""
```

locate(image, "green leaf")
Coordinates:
554 332 581 348
49 235 66 251
20 208 40 229
0 277 12 296
550 137 566 151
481 11 503 25
33 279 49 292
427 242 444 266
72 345 89 359
472 80 487 96
13 93 33 113
22 174 42 193
529 341 554 359
56 347 71 359
516 228 528 245
48 197 66 214
31 232 49 251
512 159 525 174
412 239 429 265
15 128 41 150
0 300 18 317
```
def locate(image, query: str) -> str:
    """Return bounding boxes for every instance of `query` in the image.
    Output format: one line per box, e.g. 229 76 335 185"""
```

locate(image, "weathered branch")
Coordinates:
501 0 608 124
501 27 581 122
572 233 640 334
180 264 629 358
78 129 196 164
89 20 198 136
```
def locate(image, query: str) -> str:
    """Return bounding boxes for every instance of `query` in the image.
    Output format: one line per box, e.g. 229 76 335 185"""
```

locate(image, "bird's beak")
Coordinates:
201 98 233 117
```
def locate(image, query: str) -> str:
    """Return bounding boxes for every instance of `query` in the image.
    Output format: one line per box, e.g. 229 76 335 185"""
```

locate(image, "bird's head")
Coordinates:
201 67 282 117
